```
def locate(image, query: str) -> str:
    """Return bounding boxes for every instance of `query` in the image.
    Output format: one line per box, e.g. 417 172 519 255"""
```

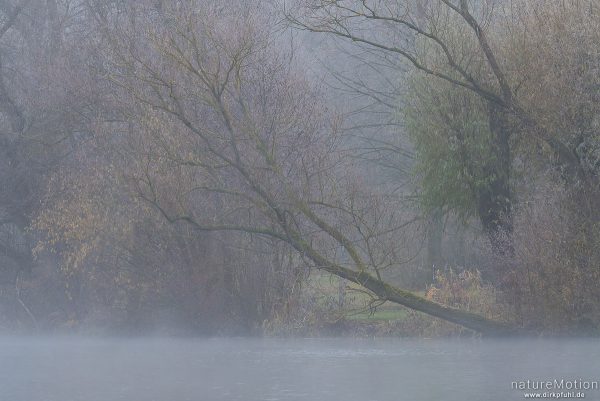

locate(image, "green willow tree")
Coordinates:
405 75 496 226
290 0 599 247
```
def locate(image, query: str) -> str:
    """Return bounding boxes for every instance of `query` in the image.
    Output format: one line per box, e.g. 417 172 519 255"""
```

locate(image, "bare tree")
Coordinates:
89 0 515 334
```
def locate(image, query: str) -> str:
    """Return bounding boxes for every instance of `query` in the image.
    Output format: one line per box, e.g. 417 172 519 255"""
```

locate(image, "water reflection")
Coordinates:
1 337 598 401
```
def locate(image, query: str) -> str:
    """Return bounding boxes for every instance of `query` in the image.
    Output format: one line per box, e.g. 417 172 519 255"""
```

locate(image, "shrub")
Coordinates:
501 182 600 334
403 268 509 337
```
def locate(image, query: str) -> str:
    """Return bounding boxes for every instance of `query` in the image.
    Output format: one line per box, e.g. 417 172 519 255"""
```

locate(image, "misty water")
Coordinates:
2 337 599 401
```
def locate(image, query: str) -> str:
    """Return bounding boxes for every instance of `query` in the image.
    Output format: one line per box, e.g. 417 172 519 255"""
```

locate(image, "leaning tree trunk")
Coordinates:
326 262 519 336
290 235 521 336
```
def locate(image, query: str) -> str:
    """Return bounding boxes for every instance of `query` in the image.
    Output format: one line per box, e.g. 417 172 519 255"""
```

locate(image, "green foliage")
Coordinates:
345 309 408 322
404 73 496 219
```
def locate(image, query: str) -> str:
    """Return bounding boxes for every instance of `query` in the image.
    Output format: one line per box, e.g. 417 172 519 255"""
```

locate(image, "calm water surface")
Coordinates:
1 337 599 401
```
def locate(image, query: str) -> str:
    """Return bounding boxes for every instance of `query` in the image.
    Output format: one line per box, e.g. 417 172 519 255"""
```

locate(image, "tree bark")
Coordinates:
426 207 444 279
477 102 513 250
